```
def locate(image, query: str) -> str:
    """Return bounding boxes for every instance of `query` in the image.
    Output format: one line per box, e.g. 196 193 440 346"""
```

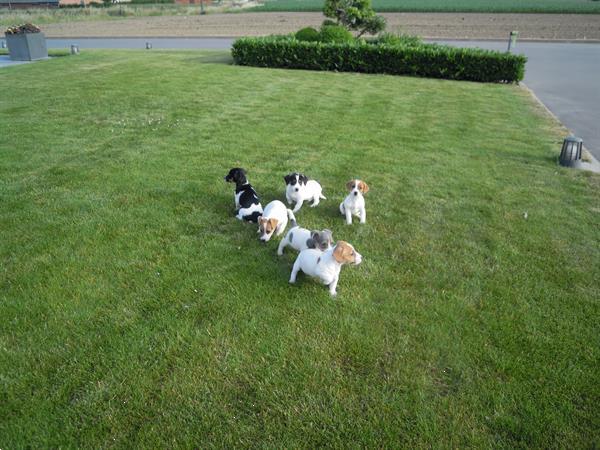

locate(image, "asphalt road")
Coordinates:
2 37 599 159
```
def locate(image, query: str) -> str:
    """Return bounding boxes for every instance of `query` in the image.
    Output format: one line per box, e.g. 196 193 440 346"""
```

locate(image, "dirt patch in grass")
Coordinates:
40 12 600 40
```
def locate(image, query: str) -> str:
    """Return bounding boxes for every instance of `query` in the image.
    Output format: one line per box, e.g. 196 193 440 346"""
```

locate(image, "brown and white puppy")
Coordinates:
289 240 362 297
339 179 369 225
257 200 291 243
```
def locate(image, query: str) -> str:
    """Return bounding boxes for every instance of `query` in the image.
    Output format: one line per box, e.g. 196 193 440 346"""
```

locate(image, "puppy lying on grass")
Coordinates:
257 200 290 243
289 241 362 297
277 210 333 256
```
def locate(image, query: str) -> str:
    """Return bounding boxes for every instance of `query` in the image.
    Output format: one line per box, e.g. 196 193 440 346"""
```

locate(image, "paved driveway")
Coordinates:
3 37 599 159
0 55 33 68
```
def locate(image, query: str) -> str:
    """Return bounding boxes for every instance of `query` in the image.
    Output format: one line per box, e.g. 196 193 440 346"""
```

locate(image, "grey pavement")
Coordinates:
47 37 236 50
2 37 598 159
0 54 33 68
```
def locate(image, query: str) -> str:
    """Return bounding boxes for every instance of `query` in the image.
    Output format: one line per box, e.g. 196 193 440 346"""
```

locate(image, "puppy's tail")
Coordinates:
319 193 326 200
287 209 298 228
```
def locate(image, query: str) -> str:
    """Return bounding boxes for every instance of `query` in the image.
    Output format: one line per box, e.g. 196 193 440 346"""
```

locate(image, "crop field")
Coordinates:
0 51 598 447
251 0 600 13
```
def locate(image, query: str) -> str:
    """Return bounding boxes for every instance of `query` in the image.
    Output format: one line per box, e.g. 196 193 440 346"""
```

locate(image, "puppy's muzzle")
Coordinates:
295 188 299 192
353 191 358 196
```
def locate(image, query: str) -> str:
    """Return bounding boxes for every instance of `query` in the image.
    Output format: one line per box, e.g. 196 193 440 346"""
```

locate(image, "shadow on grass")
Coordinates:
185 53 234 65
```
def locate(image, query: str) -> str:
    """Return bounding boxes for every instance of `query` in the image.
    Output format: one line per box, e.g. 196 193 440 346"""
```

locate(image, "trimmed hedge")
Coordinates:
231 37 527 83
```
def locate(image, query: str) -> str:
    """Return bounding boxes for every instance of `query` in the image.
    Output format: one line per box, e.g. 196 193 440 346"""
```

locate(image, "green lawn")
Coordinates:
0 50 598 448
251 0 600 13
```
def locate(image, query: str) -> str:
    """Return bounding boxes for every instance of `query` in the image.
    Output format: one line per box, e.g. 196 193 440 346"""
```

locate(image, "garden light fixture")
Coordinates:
1 40 6 49
70 44 79 55
559 136 583 167
507 31 518 53
146 42 152 50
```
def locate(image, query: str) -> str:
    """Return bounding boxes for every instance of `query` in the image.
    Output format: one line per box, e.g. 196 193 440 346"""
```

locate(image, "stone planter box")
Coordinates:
5 32 48 61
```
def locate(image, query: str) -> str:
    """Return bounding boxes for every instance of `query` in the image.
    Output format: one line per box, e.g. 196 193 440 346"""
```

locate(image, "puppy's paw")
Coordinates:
330 291 337 297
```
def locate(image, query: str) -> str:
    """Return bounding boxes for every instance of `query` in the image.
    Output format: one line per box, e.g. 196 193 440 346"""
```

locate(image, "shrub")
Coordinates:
319 24 354 43
374 32 422 47
231 37 527 83
5 23 41 34
324 0 386 37
296 27 320 42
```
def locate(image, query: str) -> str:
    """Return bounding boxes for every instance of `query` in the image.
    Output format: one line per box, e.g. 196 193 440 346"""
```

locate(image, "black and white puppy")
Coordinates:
224 168 263 223
284 172 326 213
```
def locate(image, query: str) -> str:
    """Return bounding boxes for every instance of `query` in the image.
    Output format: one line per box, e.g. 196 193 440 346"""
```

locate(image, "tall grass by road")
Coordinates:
0 3 217 26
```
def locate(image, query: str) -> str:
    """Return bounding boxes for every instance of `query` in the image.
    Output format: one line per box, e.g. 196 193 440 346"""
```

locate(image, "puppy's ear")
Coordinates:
333 241 354 263
359 181 369 194
284 174 291 184
311 231 320 241
333 241 347 263
300 174 309 185
232 168 242 183
268 218 278 233
346 180 354 191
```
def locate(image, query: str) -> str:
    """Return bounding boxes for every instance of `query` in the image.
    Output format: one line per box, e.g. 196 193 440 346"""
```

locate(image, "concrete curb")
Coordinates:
521 83 600 173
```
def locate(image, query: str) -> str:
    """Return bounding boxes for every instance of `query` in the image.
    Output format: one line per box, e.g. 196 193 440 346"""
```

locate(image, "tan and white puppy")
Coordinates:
339 179 369 225
257 200 291 243
289 240 362 297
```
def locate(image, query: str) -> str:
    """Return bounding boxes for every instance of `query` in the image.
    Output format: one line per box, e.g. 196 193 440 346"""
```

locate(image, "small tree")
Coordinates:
323 0 386 37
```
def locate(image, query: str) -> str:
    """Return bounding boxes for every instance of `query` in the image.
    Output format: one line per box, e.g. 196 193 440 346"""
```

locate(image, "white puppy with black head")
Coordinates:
284 172 326 213
339 179 369 225
257 200 291 243
289 241 362 297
